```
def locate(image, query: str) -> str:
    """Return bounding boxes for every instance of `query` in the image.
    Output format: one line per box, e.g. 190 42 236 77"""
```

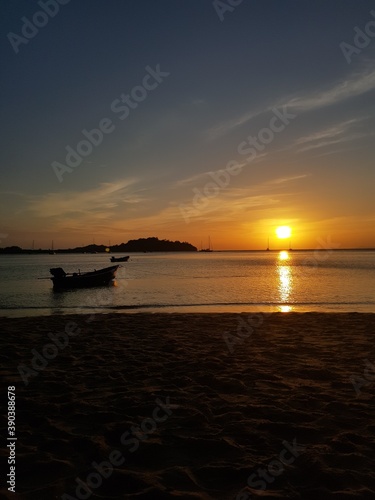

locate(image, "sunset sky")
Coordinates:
1 0 374 250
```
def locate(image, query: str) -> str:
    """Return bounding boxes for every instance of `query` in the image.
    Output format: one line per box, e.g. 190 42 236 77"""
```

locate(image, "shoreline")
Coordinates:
2 303 375 319
2 312 375 499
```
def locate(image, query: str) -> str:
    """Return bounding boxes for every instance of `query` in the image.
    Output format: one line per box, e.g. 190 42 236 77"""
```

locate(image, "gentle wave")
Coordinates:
2 300 374 311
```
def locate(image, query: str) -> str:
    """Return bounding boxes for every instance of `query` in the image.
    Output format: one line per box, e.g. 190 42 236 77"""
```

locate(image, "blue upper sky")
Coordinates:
1 0 374 249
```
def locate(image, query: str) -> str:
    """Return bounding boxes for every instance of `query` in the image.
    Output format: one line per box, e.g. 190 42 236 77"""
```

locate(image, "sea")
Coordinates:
0 250 374 317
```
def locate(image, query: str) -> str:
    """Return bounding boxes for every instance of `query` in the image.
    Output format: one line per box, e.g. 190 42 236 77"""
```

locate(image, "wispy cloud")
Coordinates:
285 69 375 112
28 179 139 218
205 109 260 141
294 117 370 153
205 67 375 140
295 119 359 145
7 171 310 240
176 191 280 224
267 174 310 185
175 171 215 187
174 173 308 224
175 162 251 187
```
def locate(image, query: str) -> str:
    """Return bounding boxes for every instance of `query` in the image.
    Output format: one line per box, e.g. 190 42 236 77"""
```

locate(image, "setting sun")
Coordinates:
276 226 292 239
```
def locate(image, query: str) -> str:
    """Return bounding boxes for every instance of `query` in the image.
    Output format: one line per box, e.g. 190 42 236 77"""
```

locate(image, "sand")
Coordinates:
1 312 375 499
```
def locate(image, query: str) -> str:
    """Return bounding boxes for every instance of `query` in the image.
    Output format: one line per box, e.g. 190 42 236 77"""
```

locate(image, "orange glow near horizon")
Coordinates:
5 218 375 251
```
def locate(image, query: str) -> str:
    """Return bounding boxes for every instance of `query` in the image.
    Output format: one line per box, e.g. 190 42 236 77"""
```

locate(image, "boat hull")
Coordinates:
51 265 119 290
110 256 129 262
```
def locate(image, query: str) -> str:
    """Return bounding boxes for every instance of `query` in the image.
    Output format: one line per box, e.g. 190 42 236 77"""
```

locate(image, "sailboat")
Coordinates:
49 241 56 255
199 236 213 252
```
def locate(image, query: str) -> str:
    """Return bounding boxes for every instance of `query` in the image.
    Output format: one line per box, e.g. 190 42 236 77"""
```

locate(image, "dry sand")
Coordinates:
1 312 375 499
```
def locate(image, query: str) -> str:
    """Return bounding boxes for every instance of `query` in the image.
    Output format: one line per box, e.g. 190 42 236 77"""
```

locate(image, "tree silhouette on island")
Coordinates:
109 237 197 253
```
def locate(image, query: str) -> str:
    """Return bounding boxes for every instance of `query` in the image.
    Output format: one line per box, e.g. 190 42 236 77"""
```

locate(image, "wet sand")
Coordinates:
1 312 375 499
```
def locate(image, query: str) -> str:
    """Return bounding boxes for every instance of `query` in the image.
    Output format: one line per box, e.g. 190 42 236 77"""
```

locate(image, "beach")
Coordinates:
1 312 375 499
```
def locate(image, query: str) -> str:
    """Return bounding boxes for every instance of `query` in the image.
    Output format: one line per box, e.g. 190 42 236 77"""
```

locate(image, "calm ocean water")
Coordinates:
0 251 374 317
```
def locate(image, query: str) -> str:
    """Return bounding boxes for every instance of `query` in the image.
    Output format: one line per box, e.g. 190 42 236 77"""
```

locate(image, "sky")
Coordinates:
1 0 374 250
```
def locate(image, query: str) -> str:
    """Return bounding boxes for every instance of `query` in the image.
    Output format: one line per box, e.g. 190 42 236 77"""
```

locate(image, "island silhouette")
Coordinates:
0 237 198 254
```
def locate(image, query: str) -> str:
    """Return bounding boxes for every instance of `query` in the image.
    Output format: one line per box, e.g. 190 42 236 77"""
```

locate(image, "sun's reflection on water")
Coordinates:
277 251 293 312
279 250 289 261
280 305 292 313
